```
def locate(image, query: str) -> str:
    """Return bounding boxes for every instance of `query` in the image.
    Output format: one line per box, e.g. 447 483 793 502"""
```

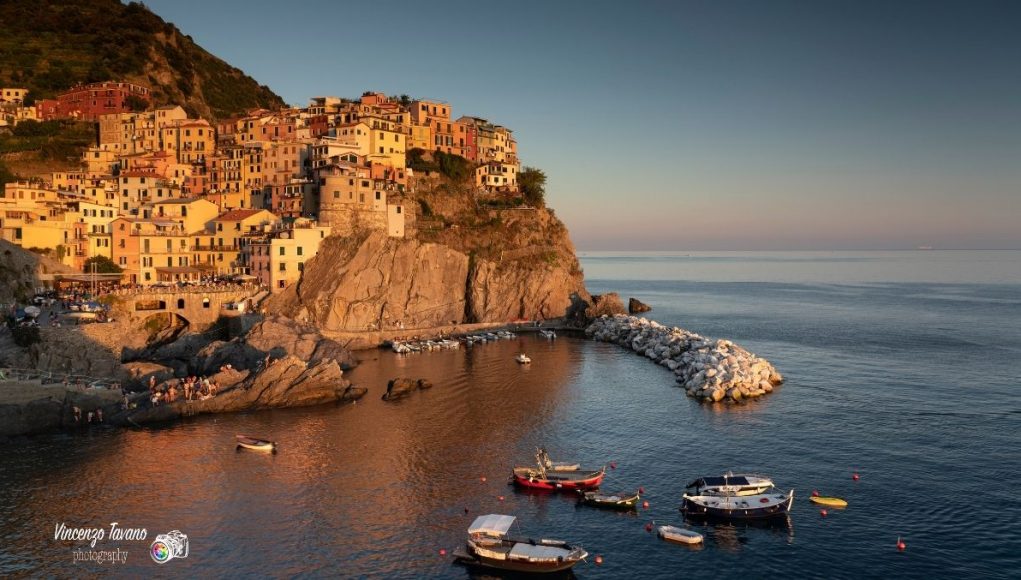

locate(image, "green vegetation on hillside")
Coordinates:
518 167 547 207
407 148 473 182
0 0 284 119
0 120 96 180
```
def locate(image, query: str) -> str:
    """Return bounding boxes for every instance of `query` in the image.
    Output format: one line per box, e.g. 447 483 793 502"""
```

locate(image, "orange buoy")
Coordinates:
853 473 860 481
595 555 604 565
439 548 447 556
645 522 653 532
498 495 505 501
820 509 827 517
897 537 906 551
812 490 820 497
642 501 650 509
480 476 487 482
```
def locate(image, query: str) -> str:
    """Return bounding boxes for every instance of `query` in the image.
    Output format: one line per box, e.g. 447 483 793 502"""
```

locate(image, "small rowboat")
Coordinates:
809 496 848 508
658 525 703 545
236 435 276 452
515 354 532 364
580 490 640 510
512 466 605 491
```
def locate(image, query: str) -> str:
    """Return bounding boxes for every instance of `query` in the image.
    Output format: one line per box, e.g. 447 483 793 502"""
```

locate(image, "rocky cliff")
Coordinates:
268 188 590 331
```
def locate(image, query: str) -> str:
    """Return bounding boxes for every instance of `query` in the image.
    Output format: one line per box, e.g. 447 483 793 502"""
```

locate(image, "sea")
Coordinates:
0 250 1018 579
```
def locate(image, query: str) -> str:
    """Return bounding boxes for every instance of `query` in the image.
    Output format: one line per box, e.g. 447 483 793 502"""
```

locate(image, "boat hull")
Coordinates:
513 468 605 491
581 492 640 510
236 436 276 452
682 491 794 520
810 496 848 507
453 548 582 573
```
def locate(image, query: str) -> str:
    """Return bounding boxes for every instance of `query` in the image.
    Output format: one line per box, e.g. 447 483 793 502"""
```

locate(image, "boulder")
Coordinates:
628 297 652 314
586 293 628 318
382 378 433 401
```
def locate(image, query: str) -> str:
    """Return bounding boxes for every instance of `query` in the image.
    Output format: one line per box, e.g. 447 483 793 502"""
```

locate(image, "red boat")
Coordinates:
512 466 606 491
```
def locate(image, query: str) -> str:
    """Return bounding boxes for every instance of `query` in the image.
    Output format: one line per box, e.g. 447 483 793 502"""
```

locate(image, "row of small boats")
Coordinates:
390 330 523 354
391 339 460 354
454 449 804 574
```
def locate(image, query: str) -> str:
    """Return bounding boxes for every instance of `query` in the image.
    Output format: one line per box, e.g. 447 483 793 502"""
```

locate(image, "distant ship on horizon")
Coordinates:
917 245 934 250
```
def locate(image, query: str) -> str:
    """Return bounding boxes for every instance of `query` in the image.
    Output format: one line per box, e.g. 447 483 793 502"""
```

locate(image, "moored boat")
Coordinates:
235 435 276 452
809 496 848 508
536 447 580 471
515 353 532 364
685 473 774 496
539 329 557 339
682 488 794 519
453 514 588 573
580 490 640 510
513 465 605 491
657 525 703 545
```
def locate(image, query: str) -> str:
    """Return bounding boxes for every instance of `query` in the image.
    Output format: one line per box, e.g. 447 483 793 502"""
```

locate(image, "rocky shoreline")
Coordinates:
586 315 783 403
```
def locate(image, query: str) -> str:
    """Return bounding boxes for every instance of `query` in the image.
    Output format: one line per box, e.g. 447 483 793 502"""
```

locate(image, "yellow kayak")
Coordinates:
810 496 848 507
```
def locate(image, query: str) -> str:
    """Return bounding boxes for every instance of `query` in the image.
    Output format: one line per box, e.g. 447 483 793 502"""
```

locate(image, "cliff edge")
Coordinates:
267 182 590 331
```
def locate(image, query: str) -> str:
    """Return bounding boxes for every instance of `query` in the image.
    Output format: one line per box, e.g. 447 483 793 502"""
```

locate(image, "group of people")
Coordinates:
148 374 220 406
71 406 103 424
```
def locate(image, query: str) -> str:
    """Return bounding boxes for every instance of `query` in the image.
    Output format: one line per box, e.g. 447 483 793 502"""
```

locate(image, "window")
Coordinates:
279 262 286 272
279 246 285 256
297 246 303 256
202 298 210 309
177 298 185 309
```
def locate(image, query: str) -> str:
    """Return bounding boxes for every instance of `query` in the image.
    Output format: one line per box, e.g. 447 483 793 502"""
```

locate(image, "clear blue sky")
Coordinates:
143 0 1021 250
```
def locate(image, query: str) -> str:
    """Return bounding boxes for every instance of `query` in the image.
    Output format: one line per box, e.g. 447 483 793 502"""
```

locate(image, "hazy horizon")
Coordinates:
142 0 1021 251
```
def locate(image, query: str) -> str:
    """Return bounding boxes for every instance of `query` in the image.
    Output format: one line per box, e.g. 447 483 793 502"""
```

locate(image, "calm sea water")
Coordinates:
1 251 1018 578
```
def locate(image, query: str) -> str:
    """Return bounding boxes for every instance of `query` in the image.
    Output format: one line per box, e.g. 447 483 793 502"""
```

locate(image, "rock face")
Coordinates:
628 297 652 314
586 315 783 404
381 377 434 401
467 260 585 322
586 293 628 318
271 232 470 331
268 202 591 329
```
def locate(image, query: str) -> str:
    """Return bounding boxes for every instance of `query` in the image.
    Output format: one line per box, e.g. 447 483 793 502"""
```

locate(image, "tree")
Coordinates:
124 94 149 112
84 255 123 274
518 167 547 207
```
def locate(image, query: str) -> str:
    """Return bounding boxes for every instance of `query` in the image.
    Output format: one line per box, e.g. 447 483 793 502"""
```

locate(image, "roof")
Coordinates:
217 209 269 222
468 514 515 537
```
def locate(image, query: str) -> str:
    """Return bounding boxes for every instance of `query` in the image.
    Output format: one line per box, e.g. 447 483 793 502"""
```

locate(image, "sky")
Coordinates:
142 0 1021 250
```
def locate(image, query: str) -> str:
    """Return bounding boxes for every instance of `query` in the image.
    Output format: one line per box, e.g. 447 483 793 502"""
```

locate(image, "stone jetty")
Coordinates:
585 315 783 403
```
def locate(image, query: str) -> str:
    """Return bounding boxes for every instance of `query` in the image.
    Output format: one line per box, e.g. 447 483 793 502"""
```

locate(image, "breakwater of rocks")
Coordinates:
585 315 783 403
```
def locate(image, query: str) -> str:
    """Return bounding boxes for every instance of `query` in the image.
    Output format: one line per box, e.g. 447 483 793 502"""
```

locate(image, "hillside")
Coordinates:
0 0 284 120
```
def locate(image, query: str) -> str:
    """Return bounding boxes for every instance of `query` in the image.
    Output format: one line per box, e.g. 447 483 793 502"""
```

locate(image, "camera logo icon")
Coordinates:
150 530 189 564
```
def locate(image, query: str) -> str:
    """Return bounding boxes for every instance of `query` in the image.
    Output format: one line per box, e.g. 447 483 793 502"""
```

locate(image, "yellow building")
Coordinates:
161 119 215 164
82 147 119 175
194 208 278 274
475 160 519 191
1 88 28 104
244 219 331 292
150 198 219 235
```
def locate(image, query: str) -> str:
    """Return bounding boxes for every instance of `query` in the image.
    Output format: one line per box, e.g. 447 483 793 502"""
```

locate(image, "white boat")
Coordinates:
539 329 556 339
453 514 588 573
515 354 531 364
236 435 276 452
658 525 703 545
682 488 794 520
685 473 774 496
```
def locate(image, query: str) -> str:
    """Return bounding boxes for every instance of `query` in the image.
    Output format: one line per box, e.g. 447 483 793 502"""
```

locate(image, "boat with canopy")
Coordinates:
452 514 588 573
